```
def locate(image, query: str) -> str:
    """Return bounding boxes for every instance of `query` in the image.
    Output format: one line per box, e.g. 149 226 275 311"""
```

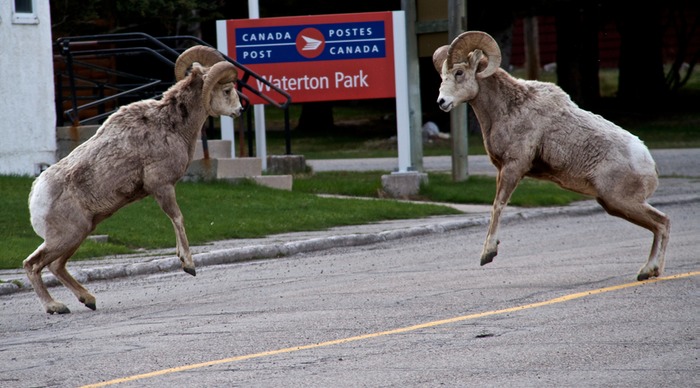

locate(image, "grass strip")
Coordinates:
1 176 459 270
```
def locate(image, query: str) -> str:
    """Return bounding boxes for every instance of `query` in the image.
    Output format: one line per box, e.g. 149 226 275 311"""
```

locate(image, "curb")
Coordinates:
1 194 698 296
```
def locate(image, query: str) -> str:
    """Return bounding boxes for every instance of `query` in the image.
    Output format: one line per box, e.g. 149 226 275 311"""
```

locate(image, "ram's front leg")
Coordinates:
150 185 196 276
481 167 522 266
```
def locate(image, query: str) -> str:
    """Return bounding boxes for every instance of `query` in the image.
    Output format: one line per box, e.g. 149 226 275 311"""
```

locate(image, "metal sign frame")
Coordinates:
217 11 412 172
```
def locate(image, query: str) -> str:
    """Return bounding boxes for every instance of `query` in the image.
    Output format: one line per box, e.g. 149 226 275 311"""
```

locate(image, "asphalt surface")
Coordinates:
0 149 698 388
1 149 698 295
1 183 698 388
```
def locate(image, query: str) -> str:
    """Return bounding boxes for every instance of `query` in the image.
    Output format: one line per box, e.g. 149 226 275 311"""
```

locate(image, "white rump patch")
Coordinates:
29 176 52 239
627 135 655 174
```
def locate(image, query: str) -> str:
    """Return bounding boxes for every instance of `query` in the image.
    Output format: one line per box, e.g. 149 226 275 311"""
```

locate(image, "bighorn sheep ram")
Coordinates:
24 45 243 314
433 31 670 281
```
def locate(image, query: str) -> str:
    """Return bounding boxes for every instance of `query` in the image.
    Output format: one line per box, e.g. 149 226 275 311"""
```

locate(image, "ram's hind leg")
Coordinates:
24 243 72 314
25 214 94 313
597 197 670 281
635 203 670 280
49 246 96 310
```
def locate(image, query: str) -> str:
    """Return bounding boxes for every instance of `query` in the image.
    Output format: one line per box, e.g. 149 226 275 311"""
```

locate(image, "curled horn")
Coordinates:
202 61 238 117
432 45 449 73
447 31 502 79
174 45 226 81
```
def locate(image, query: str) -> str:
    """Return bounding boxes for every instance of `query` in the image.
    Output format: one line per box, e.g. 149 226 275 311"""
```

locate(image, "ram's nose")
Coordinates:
437 97 453 112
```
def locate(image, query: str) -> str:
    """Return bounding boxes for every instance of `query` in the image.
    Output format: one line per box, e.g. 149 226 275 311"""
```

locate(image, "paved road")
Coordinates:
307 148 700 177
1 199 697 387
1 148 698 387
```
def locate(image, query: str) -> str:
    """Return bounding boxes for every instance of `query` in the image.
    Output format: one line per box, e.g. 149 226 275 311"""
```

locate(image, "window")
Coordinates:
13 0 38 25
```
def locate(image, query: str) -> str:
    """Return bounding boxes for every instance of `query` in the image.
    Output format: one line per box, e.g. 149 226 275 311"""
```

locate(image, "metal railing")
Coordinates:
54 32 293 155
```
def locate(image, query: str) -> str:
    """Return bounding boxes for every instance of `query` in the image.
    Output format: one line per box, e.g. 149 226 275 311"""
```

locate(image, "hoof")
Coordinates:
183 267 196 277
79 296 97 310
46 302 71 315
480 251 497 266
637 273 650 281
637 267 660 281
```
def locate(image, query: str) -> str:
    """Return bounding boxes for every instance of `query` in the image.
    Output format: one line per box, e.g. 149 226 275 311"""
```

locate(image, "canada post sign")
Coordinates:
222 12 396 104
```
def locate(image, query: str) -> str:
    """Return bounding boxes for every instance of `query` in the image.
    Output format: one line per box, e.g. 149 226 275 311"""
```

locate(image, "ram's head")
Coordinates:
433 31 502 112
175 46 243 118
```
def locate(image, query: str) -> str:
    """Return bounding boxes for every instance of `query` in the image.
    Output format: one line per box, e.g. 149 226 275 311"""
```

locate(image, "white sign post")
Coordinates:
392 11 411 173
215 21 236 160
248 0 267 171
217 10 414 174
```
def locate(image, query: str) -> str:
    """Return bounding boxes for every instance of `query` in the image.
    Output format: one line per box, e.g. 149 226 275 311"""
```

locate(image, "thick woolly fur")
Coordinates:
436 45 670 281
36 71 207 220
24 62 242 314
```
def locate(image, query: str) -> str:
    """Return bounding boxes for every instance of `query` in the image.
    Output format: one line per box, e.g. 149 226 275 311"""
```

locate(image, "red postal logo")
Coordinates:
296 27 325 58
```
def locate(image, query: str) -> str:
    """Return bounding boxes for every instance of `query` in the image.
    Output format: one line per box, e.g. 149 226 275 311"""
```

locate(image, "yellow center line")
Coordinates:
81 271 699 388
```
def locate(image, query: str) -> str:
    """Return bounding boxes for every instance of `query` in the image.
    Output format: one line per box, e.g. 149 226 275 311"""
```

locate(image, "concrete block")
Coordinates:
251 175 293 191
193 140 232 160
184 158 219 181
216 158 262 178
56 125 100 160
266 155 308 174
381 172 429 198
185 158 263 181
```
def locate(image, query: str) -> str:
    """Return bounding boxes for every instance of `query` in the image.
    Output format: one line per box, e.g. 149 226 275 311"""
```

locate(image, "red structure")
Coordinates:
510 14 700 69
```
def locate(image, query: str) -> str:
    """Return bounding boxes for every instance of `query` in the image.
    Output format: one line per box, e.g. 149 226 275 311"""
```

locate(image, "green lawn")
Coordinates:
292 171 587 207
1 176 461 270
1 170 586 270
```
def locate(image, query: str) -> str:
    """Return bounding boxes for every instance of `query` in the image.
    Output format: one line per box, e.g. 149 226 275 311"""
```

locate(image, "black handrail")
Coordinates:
55 32 294 154
58 58 165 124
160 35 292 109
56 33 291 117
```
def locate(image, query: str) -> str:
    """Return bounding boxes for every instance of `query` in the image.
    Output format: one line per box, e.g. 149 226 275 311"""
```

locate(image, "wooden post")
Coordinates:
402 0 424 172
524 16 540 80
448 0 468 181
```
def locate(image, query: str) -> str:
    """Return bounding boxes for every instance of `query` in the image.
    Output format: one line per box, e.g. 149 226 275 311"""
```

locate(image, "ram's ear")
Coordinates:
472 50 493 75
468 49 484 69
432 45 449 73
189 63 205 77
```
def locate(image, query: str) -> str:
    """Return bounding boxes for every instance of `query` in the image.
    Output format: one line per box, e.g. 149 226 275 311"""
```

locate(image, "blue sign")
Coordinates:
235 21 386 64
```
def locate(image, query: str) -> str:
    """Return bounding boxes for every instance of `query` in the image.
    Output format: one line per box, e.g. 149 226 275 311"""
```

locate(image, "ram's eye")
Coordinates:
455 70 464 77
224 89 231 95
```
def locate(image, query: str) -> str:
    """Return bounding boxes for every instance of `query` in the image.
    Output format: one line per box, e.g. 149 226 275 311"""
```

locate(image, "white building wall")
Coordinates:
0 1 56 176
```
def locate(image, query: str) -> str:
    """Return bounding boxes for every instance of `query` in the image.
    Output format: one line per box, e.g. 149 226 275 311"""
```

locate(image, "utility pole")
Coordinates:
448 0 468 181
402 0 424 172
524 16 540 80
